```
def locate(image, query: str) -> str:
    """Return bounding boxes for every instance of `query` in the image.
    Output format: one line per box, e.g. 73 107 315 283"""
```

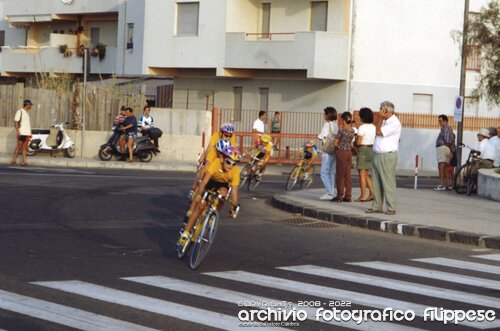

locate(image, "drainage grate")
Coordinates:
274 217 337 229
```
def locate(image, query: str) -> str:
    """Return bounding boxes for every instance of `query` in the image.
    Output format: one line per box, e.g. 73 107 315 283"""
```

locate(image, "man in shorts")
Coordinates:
119 107 138 162
434 115 455 191
11 99 33 167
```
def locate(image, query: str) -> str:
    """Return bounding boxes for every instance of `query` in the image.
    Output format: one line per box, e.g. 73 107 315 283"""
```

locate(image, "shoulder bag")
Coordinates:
321 122 336 155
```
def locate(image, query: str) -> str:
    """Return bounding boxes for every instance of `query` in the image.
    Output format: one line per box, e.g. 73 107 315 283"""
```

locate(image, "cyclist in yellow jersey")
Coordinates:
296 140 318 181
248 133 273 180
190 123 237 195
178 147 242 247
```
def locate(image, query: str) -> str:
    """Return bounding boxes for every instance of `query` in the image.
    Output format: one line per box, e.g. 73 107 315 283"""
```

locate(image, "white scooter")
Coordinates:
28 122 76 158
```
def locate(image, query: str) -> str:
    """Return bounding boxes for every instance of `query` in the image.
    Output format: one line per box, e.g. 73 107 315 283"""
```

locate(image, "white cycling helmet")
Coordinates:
215 139 231 153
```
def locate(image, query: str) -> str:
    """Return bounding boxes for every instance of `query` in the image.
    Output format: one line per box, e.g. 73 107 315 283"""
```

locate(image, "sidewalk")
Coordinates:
272 187 500 249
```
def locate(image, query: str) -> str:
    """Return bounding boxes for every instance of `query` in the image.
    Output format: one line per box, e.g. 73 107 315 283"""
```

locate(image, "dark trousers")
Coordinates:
335 149 353 199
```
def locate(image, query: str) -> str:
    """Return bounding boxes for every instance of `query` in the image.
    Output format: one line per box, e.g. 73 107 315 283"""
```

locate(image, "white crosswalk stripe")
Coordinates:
412 257 500 275
205 270 500 329
348 261 500 291
471 254 500 262
33 280 287 331
279 265 500 309
0 289 156 331
123 275 423 331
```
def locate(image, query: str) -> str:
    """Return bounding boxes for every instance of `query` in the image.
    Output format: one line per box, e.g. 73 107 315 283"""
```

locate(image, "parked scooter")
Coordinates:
98 131 157 162
27 122 76 158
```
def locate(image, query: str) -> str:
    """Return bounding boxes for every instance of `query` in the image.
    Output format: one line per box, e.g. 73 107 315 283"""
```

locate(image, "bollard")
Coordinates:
414 154 419 189
285 146 290 160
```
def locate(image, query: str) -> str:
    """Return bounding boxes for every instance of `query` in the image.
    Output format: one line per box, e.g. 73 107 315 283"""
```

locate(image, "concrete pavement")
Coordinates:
272 187 500 249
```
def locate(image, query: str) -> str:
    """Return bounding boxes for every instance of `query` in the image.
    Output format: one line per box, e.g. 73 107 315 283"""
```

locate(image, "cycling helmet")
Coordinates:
215 139 231 153
221 146 242 162
305 140 314 147
220 123 235 134
260 134 271 143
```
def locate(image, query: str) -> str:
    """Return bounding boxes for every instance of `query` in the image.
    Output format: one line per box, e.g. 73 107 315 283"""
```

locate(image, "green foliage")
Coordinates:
467 0 500 106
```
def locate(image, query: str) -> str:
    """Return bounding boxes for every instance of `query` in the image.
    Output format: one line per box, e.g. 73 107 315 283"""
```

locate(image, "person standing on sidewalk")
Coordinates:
11 99 33 167
355 107 376 202
366 101 401 215
270 111 281 151
252 111 266 146
331 112 355 202
434 115 455 191
317 107 338 200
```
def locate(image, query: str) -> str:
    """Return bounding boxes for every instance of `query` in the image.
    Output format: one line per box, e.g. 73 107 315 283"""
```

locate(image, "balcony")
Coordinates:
224 31 349 80
0 46 117 75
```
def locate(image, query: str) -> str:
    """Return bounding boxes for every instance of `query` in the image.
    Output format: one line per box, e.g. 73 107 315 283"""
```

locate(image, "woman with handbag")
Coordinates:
317 107 338 200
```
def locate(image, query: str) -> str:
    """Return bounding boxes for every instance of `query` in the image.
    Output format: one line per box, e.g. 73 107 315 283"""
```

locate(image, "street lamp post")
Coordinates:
456 0 470 167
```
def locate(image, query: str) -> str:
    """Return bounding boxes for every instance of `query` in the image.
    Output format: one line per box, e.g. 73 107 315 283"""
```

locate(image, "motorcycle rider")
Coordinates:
106 106 127 146
119 107 138 162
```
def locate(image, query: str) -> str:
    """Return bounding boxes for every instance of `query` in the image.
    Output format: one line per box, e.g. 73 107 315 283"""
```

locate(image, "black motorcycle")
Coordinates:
98 129 157 162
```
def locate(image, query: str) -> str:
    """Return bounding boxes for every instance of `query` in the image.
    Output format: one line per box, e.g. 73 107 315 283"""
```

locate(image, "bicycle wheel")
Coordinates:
454 164 469 194
467 172 478 196
301 166 315 190
286 166 300 191
239 164 252 188
248 171 261 191
189 212 218 269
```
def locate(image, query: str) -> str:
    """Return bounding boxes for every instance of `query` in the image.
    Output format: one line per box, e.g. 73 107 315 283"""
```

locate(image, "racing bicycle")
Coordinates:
454 144 481 195
177 187 236 269
239 154 263 191
286 159 315 191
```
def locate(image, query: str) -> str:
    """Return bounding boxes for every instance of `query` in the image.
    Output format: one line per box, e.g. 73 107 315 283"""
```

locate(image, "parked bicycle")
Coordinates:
239 155 263 191
286 159 315 190
177 187 237 269
454 144 481 195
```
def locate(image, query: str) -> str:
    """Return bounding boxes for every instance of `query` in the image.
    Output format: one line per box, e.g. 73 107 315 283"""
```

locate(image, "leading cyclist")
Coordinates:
177 146 242 248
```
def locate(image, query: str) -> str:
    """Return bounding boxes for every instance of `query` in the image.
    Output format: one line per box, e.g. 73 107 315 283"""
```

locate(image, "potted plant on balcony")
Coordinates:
91 43 107 61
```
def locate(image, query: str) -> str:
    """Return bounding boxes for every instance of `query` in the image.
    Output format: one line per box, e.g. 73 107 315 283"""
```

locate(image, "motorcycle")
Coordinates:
98 129 157 162
27 122 76 158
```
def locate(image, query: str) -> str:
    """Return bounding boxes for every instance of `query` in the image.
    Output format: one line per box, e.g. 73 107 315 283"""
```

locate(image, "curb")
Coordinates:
271 194 500 249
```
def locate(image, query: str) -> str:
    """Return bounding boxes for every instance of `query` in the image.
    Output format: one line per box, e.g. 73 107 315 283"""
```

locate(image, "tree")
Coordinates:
467 0 500 106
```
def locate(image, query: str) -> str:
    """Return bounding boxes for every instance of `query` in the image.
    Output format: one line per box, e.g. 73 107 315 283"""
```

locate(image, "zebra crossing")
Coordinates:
0 254 498 330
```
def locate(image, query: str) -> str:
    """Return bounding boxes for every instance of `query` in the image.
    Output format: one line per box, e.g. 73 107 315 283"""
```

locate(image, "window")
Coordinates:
0 31 4 52
127 23 134 49
90 27 100 47
261 3 271 38
233 87 243 121
412 94 433 114
177 2 199 36
311 1 328 31
259 88 269 111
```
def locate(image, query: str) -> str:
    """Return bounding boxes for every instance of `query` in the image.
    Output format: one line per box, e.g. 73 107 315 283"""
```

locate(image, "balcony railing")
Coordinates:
225 31 349 80
466 45 481 71
0 46 117 75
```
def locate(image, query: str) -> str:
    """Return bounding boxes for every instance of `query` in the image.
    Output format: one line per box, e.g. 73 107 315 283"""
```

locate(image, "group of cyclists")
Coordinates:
176 122 319 249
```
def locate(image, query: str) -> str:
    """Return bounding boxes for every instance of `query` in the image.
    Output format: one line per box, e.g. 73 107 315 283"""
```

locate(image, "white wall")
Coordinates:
119 0 145 75
3 0 123 16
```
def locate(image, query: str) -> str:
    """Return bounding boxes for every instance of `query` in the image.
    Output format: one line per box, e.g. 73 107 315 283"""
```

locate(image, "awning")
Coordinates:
8 14 53 23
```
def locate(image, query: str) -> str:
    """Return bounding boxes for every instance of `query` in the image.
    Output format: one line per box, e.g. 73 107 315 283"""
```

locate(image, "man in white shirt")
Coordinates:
11 99 33 167
490 127 500 167
252 111 266 146
366 101 401 215
476 128 495 169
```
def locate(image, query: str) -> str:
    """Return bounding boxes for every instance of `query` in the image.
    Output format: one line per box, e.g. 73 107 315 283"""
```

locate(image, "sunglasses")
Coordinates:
223 133 233 138
224 159 236 166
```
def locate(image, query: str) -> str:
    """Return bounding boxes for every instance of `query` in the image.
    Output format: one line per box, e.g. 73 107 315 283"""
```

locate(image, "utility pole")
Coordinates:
456 0 470 167
81 48 87 158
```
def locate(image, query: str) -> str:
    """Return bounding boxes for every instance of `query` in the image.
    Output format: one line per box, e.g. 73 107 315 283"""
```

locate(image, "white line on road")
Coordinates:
471 254 500 263
123 275 423 331
205 271 499 329
411 257 500 275
348 261 500 291
279 265 500 309
0 290 156 331
33 280 285 331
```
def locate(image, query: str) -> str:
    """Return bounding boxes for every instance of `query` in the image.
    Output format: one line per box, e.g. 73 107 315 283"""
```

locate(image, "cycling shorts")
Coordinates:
206 179 229 192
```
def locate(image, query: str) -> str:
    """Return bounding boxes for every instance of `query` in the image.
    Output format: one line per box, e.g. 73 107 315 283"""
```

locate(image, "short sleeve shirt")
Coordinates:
205 158 241 187
14 108 32 136
357 123 376 145
253 119 265 133
207 132 238 162
337 128 355 151
123 116 138 134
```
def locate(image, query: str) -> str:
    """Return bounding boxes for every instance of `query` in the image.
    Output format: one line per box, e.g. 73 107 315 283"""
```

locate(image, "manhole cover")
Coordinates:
275 217 337 228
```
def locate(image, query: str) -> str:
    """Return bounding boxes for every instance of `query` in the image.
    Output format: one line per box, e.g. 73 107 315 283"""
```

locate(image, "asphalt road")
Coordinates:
0 165 498 331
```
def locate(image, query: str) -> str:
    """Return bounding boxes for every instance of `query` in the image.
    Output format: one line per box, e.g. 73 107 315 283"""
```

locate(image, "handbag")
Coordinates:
321 122 336 155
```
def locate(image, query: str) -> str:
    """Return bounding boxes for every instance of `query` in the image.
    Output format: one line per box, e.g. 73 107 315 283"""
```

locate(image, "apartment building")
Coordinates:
0 0 498 117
